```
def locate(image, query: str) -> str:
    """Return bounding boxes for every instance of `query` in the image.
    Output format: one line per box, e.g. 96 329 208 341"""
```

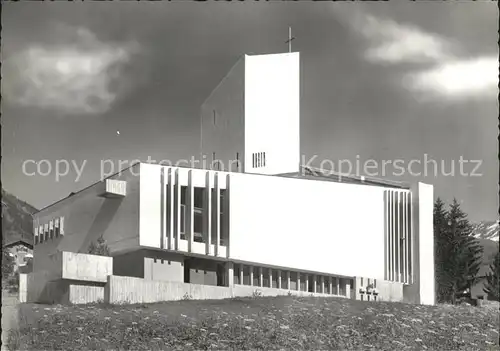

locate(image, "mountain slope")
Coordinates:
472 220 499 241
470 221 498 278
1 188 37 247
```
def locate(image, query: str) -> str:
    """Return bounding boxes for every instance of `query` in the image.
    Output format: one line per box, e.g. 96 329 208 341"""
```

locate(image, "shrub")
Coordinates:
252 289 263 298
182 293 193 300
88 236 111 256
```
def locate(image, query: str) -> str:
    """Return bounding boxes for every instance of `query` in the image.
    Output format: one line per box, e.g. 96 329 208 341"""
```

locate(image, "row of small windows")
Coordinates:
233 264 353 296
252 152 266 168
34 217 65 245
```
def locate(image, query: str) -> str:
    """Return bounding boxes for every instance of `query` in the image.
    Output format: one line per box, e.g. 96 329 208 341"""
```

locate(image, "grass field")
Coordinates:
8 296 500 350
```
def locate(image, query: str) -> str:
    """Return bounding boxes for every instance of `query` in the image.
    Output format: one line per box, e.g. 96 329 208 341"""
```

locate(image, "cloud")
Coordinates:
361 16 453 64
404 56 498 99
3 26 138 115
331 6 454 65
334 7 497 100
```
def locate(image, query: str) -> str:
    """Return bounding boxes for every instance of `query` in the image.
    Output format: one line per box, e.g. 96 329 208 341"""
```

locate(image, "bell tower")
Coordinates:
201 52 300 175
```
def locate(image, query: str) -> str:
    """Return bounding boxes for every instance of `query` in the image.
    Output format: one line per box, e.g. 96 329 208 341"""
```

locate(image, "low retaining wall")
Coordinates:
69 285 105 304
106 276 231 304
106 276 348 304
21 274 106 305
22 273 352 305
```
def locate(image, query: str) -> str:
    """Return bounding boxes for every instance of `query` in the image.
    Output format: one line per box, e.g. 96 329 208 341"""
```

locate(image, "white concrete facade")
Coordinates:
30 51 435 305
138 163 432 284
32 162 434 304
201 52 300 175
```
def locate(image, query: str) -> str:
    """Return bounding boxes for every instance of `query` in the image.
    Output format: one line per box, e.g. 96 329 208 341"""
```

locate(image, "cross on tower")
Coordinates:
285 27 295 53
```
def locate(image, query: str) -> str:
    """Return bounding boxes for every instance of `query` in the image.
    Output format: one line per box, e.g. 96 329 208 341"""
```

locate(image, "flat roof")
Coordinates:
278 166 411 190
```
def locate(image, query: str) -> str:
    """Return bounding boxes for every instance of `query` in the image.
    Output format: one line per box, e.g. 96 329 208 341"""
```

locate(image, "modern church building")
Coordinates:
29 52 435 305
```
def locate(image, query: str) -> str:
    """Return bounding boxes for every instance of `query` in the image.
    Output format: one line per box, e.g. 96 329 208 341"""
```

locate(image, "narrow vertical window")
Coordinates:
257 153 261 167
39 225 44 243
236 152 240 171
54 218 60 237
180 205 186 238
263 152 266 167
213 110 216 125
49 220 54 239
59 217 65 236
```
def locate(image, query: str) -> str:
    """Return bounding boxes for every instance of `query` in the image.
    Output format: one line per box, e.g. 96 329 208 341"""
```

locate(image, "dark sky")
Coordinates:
2 2 498 222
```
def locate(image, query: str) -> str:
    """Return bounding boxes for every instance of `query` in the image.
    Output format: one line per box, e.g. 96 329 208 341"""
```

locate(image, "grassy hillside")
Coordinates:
8 297 500 350
1 189 37 247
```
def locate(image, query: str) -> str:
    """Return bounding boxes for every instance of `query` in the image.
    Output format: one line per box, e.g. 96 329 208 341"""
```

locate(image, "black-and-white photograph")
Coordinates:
1 2 498 350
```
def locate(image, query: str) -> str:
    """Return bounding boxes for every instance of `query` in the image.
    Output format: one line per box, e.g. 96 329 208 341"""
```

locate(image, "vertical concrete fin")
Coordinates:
239 264 244 285
250 266 254 286
214 173 221 256
225 174 231 258
402 192 408 284
396 191 401 282
187 170 194 253
174 169 181 251
160 167 165 250
204 171 212 255
167 168 174 250
383 190 388 280
388 191 393 281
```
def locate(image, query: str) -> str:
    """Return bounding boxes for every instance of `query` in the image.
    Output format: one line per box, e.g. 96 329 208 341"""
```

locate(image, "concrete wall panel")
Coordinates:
61 252 113 283
404 182 435 305
229 171 393 279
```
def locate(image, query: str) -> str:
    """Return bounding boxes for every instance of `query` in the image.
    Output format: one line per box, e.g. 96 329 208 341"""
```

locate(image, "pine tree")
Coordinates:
1 235 15 279
444 199 483 304
484 251 500 301
434 198 451 303
2 249 15 278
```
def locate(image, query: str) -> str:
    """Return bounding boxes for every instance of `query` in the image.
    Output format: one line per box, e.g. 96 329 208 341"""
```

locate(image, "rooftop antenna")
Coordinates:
285 26 295 53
